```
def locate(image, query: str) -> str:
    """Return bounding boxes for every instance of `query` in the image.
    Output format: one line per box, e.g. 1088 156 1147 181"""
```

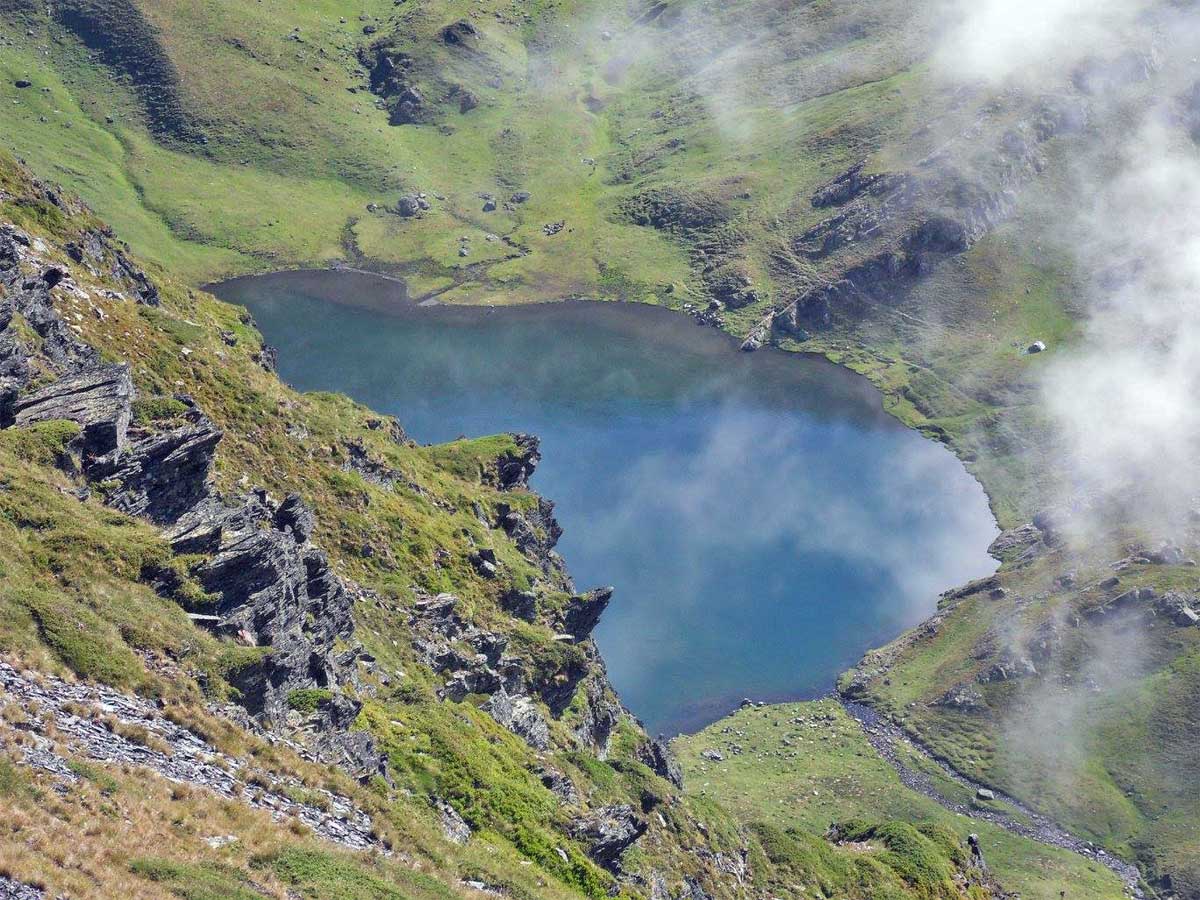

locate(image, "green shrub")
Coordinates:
0 757 27 797
130 858 265 900
287 688 334 714
67 759 120 796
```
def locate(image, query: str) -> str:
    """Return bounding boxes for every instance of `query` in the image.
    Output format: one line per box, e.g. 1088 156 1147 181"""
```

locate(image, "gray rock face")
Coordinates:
572 672 622 754
0 876 43 900
481 689 551 750
357 45 429 125
184 493 357 716
14 364 133 456
87 412 222 523
811 160 904 209
637 738 684 787
499 497 565 578
538 767 580 805
436 799 472 845
568 804 647 872
560 587 613 642
489 432 541 489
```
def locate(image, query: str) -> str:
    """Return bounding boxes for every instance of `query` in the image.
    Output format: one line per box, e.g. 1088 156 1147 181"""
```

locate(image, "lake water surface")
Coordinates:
213 270 998 736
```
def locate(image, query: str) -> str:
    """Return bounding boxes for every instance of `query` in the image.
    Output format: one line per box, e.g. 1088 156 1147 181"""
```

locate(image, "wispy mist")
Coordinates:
930 0 1200 844
1043 117 1200 541
933 0 1148 86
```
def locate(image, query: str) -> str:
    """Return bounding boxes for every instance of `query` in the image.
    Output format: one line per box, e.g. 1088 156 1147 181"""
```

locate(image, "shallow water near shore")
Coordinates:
213 269 998 736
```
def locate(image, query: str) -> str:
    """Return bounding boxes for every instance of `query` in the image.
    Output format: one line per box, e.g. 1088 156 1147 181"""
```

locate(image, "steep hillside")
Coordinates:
1 0 1197 897
0 152 1070 900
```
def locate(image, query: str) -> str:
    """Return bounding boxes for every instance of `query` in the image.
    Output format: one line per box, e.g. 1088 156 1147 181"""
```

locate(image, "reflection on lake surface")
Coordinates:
213 270 998 735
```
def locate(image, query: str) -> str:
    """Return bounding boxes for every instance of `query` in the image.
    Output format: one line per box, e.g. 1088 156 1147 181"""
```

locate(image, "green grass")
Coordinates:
677 700 1129 900
1 0 1195 895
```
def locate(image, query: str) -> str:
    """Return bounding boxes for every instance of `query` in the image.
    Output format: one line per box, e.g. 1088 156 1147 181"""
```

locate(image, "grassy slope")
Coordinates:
0 152 1024 900
675 701 1126 900
0 0 1068 519
1 0 1194 894
841 546 1200 893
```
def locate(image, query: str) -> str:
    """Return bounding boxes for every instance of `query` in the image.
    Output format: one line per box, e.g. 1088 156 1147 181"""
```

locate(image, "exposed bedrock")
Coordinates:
0 220 383 779
569 804 649 873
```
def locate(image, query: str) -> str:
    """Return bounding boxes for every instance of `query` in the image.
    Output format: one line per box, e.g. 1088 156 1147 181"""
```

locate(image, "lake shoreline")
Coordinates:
210 268 999 736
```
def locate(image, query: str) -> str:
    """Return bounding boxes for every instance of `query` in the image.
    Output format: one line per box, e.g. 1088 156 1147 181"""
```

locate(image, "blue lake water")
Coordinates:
212 269 998 736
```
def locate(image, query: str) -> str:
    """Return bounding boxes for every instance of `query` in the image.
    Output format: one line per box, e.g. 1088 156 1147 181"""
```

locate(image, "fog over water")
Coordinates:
215 270 998 735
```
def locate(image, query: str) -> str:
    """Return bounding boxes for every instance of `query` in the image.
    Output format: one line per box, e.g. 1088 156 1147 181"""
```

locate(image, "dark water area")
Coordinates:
212 269 998 736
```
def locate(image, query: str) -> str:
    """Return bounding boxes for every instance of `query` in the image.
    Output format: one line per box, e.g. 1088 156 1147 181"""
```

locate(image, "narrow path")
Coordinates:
839 699 1143 897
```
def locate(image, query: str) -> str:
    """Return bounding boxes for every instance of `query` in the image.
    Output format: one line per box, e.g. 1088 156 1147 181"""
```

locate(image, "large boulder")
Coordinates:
481 690 551 750
14 364 133 456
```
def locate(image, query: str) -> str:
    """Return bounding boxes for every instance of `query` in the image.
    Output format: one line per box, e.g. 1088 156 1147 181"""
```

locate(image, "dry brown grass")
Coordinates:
0 750 306 900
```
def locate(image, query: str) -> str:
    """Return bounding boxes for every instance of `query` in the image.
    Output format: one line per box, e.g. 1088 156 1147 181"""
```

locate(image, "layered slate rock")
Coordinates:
87 402 222 522
0 220 384 780
13 363 133 455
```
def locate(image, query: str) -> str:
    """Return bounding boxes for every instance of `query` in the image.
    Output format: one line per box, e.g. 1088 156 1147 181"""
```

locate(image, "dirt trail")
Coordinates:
840 700 1143 897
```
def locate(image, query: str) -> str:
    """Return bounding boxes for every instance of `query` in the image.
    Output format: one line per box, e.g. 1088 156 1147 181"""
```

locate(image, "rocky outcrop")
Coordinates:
409 592 554 744
181 492 366 733
539 767 580 805
489 432 541 490
1086 586 1200 628
436 798 472 845
0 220 382 780
622 186 733 233
357 42 432 126
498 498 565 578
977 651 1038 684
13 363 133 456
638 738 684 787
560 587 613 642
810 161 906 209
569 805 648 872
937 683 988 713
480 689 551 749
765 99 1084 341
86 408 222 522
